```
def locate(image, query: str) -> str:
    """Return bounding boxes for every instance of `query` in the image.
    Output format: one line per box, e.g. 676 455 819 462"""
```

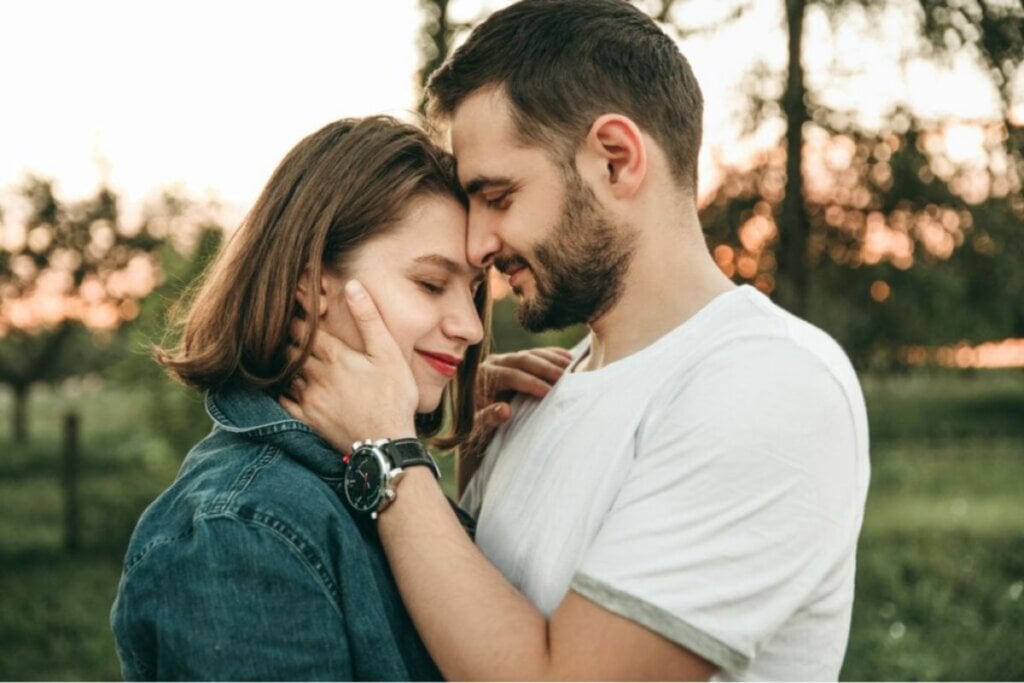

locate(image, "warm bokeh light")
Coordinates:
901 338 1024 369
0 254 161 333
942 123 986 165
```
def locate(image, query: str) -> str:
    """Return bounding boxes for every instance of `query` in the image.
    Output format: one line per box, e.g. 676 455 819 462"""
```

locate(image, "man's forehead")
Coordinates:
449 87 518 178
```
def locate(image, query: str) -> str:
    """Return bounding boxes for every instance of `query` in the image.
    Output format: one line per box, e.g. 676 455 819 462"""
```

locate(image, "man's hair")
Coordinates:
427 0 704 192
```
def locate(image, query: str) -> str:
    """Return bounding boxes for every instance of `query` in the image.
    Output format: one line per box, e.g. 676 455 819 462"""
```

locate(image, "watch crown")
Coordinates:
383 488 396 501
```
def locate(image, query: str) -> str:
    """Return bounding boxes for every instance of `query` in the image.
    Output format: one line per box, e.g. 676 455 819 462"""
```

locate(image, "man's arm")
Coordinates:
379 466 716 681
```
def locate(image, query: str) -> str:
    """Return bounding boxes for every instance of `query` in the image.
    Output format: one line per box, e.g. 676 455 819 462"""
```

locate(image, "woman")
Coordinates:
110 116 568 681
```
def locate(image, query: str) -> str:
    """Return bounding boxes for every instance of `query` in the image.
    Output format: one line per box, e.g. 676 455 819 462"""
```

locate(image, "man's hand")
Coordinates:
280 280 417 452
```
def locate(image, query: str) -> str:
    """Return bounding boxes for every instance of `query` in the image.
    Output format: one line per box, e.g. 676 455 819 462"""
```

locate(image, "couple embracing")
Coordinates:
112 1 869 680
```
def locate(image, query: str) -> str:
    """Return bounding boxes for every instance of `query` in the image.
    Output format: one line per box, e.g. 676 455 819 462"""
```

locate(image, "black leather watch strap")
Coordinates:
384 438 441 479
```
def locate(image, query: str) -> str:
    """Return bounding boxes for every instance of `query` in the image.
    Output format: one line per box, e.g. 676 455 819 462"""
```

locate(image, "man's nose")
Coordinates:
467 213 502 269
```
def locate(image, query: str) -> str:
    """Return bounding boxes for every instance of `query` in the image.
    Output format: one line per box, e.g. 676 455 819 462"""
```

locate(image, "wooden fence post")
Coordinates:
62 412 80 552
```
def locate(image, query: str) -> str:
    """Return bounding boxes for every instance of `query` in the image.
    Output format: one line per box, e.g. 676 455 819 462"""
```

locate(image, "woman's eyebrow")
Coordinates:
412 254 486 282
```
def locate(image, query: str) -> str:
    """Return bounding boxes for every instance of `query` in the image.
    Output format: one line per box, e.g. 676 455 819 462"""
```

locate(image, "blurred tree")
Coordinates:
657 0 1023 318
0 178 162 442
413 0 1024 362
418 0 454 115
416 0 483 117
700 109 1024 367
104 206 224 455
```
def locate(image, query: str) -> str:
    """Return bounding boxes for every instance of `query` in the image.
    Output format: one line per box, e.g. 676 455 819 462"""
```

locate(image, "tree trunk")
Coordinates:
417 0 452 116
63 412 81 552
13 383 29 444
778 0 810 316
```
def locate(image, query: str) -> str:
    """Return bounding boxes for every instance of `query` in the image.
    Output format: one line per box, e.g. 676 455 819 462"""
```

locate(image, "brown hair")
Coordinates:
427 0 704 192
157 116 489 446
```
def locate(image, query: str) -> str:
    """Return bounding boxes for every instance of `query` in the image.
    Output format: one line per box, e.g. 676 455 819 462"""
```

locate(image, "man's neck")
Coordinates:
577 210 735 372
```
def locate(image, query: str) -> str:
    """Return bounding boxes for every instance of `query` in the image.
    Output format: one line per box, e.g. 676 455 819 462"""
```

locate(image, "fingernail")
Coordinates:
345 280 366 301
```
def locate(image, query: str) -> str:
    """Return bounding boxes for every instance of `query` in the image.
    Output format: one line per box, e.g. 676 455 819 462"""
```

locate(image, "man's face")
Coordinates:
451 88 634 332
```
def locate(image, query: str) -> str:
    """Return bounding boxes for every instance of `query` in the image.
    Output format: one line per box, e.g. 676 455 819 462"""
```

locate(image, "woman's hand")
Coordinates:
474 347 574 428
280 280 418 453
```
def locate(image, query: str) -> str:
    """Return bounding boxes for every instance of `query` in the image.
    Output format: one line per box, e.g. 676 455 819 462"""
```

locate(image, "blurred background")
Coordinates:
1 0 1022 679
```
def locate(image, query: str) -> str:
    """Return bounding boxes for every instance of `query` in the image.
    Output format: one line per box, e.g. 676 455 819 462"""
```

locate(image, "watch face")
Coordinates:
343 448 385 512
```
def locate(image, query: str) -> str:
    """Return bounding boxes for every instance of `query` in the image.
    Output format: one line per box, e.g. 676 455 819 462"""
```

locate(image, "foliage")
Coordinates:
700 108 1024 366
0 178 164 441
843 530 1024 680
103 219 224 455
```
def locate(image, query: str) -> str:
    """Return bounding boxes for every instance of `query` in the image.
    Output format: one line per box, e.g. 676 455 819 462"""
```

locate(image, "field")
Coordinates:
0 369 1022 680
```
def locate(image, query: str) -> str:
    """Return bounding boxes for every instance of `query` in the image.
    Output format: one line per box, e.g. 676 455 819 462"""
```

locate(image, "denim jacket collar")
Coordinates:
206 383 345 479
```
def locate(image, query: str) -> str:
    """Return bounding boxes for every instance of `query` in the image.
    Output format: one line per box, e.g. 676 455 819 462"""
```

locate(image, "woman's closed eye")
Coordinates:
417 279 446 295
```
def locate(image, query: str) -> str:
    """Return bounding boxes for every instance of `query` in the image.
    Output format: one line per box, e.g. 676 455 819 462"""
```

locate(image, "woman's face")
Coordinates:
320 195 485 414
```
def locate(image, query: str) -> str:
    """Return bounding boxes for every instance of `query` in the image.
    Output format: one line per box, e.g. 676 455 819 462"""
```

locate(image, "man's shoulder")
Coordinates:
657 286 861 398
640 289 869 461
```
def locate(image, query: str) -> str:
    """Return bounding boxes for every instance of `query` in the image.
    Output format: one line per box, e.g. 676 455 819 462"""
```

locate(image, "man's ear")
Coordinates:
296 266 329 318
582 114 647 199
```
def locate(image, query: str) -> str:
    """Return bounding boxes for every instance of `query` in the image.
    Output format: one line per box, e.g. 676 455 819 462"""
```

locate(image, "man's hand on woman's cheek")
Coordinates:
280 279 418 452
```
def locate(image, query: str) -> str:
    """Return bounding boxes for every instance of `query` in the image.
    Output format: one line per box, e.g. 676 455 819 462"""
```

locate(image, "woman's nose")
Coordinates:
444 293 484 346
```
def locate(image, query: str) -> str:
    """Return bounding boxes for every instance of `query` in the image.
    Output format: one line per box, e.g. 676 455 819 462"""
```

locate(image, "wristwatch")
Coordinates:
342 438 440 519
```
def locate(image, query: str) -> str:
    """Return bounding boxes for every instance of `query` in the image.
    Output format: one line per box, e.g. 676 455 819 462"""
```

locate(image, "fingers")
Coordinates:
278 393 308 423
284 342 327 380
475 401 512 429
344 279 401 359
486 365 554 399
289 317 325 360
533 347 574 368
488 350 567 385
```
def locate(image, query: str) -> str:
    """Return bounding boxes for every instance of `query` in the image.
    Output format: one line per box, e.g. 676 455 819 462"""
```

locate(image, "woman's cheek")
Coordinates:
368 282 416 363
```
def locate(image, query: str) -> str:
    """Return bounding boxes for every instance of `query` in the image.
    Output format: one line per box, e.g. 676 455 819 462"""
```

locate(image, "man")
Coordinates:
285 0 870 679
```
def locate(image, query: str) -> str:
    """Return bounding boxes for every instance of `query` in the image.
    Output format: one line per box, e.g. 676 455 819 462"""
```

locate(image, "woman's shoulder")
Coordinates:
123 429 359 575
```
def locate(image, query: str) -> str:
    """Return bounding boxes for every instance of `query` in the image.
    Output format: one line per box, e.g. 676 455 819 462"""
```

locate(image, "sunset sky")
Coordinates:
0 0 1016 230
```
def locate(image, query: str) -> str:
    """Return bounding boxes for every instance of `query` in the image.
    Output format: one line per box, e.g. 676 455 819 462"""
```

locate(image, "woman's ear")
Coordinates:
296 267 329 318
583 114 647 199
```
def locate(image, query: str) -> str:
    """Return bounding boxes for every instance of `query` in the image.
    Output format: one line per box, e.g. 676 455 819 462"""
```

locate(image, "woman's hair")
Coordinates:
157 115 490 447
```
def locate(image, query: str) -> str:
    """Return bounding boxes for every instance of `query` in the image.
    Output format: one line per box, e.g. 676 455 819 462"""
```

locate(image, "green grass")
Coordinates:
0 380 189 680
843 531 1024 681
839 369 1024 681
1 369 1022 680
0 551 124 680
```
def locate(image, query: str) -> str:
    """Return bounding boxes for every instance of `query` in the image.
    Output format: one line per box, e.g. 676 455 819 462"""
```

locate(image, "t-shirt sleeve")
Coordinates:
570 338 865 672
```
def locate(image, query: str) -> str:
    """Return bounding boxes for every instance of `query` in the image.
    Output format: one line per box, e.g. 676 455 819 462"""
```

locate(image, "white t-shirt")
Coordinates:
461 286 870 681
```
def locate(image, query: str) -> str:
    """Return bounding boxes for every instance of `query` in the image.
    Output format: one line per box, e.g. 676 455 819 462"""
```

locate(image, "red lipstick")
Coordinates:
416 350 461 378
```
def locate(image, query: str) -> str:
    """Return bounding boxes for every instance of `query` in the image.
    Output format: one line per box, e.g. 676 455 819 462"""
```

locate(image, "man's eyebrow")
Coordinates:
413 254 486 282
463 175 514 196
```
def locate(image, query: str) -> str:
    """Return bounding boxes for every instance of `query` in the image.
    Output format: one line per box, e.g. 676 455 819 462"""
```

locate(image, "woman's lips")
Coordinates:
416 350 460 378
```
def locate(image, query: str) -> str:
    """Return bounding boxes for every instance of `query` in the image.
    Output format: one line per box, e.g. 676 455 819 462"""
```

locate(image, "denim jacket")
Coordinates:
110 384 440 681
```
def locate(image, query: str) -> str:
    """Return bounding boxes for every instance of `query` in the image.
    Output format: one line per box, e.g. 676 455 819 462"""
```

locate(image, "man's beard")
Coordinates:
502 170 636 333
